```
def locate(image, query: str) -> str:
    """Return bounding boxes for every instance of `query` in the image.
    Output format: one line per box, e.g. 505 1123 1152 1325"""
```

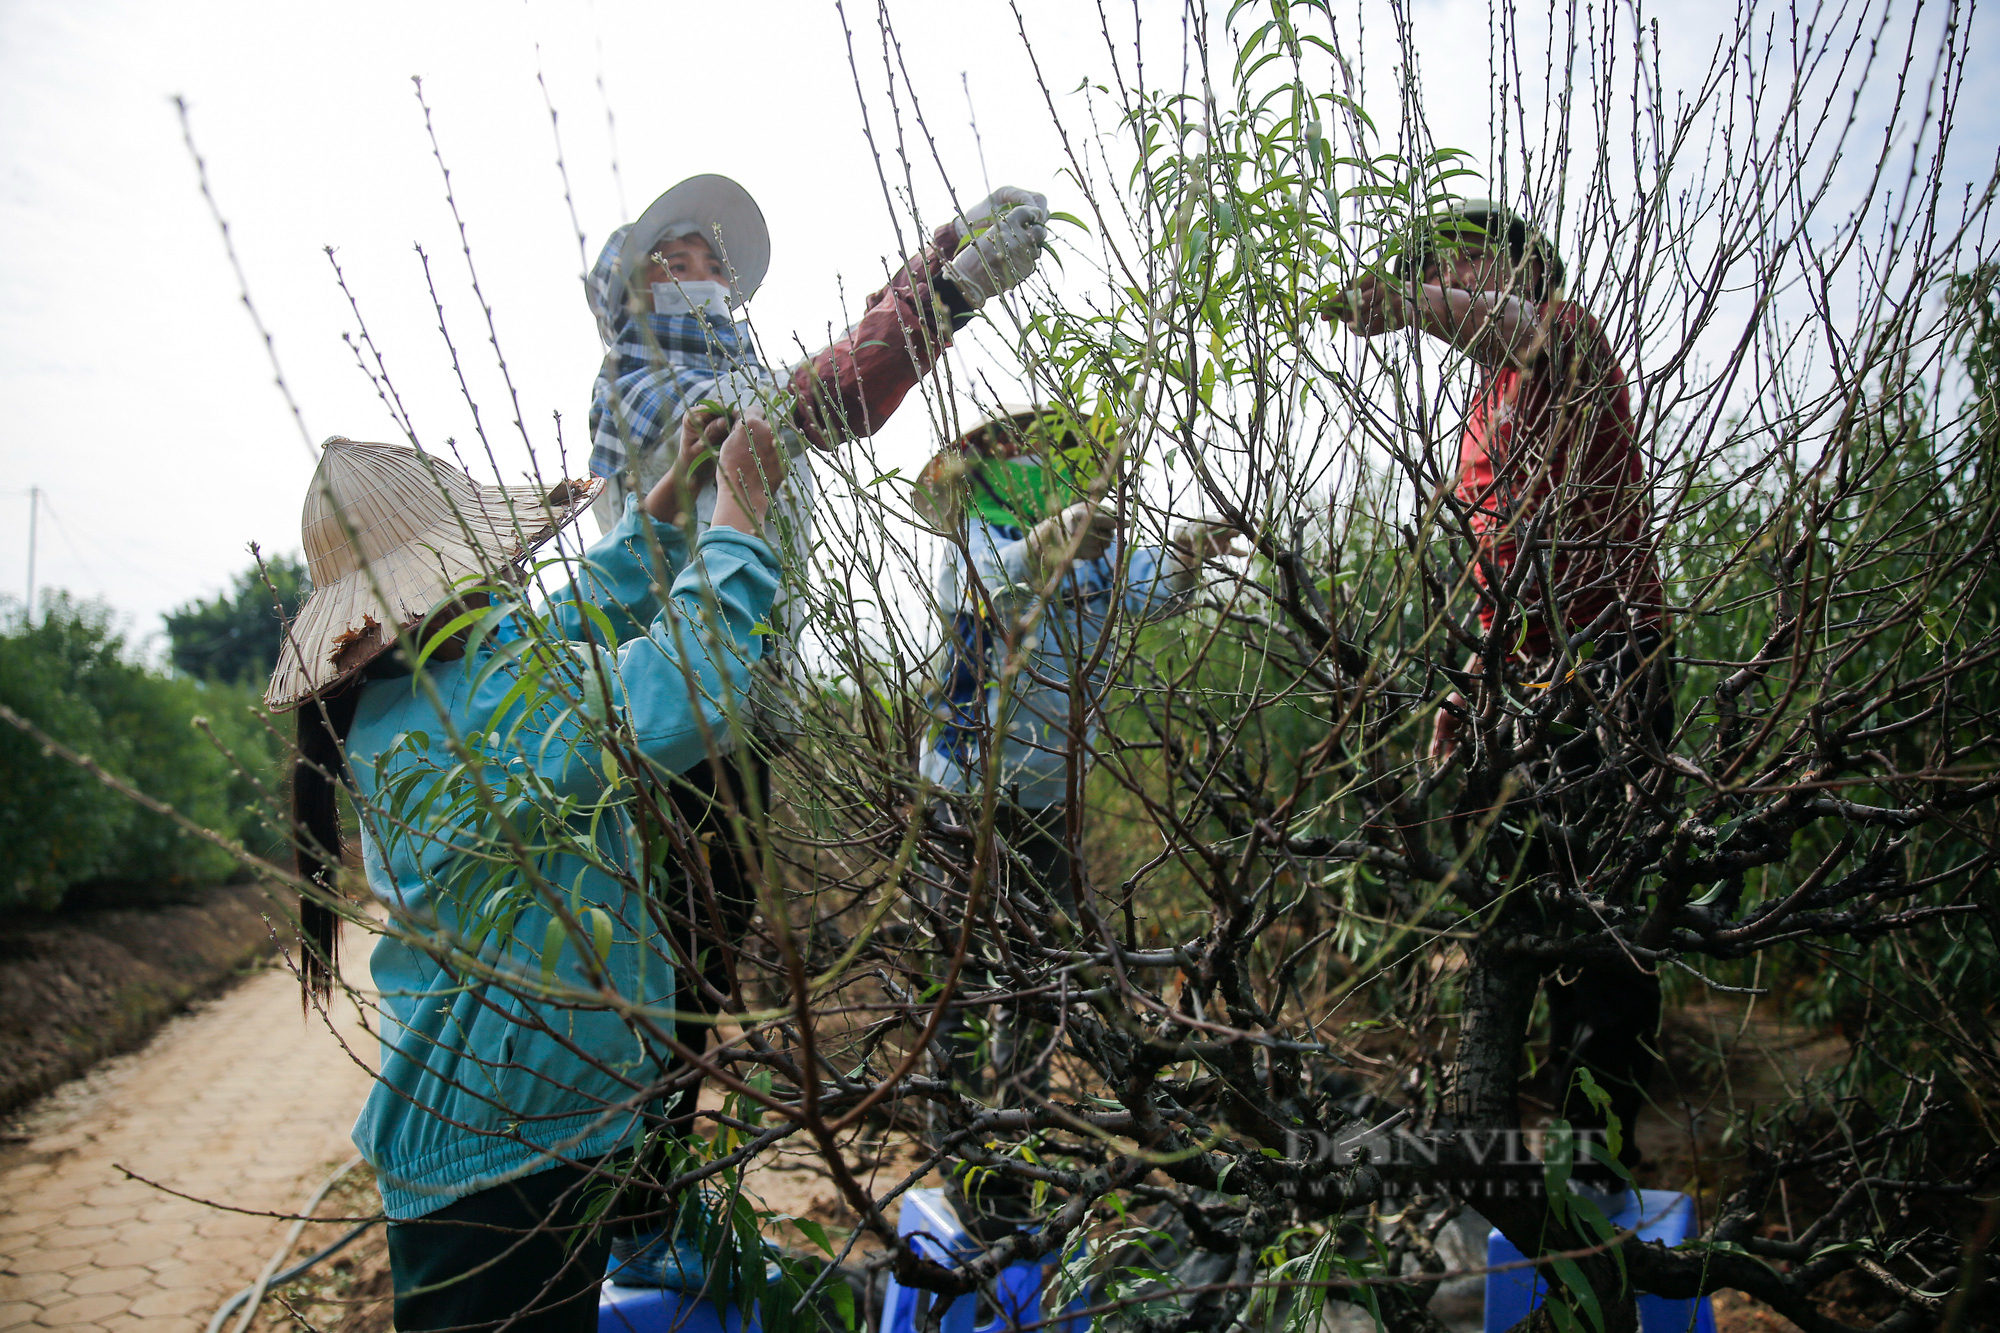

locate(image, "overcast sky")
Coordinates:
1 0 1992 656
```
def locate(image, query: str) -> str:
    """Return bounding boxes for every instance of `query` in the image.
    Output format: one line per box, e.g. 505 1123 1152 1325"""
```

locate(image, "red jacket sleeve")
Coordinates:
787 220 968 449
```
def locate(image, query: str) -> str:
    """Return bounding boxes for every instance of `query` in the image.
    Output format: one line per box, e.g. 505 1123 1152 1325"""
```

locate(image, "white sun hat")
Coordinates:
617 174 772 308
264 437 603 712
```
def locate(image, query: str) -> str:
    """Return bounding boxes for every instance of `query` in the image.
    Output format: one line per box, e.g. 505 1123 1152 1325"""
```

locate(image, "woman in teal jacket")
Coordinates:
266 418 786 1333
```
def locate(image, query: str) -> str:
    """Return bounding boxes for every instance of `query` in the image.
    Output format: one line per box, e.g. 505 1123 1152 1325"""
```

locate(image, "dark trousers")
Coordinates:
931 800 1076 1098
388 1165 612 1333
1546 957 1662 1173
661 753 767 1130
981 801 1073 1097
924 800 1076 1232
986 799 1077 917
1525 630 1672 1176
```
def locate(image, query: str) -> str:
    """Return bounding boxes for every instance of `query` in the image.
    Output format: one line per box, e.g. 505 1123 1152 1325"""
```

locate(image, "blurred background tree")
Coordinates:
1 571 289 912
162 553 309 685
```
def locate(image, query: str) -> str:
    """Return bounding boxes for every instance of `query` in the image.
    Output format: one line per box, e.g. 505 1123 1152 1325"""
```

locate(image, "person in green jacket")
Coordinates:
264 416 786 1332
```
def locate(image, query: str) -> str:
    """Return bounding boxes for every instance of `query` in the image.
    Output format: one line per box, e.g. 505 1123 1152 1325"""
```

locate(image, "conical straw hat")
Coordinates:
912 405 1113 528
265 438 603 711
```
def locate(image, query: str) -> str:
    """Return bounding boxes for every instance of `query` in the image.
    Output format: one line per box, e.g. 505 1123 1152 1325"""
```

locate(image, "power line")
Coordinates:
12 489 234 622
38 495 105 592
25 486 39 619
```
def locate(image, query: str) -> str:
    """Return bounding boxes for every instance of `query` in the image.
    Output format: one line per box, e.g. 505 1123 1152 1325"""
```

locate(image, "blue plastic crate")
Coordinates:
598 1231 766 1333
600 1281 758 1333
879 1189 1090 1333
1484 1190 1716 1333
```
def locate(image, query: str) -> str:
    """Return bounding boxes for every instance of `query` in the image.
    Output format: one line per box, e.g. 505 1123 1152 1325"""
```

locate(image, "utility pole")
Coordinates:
24 486 38 621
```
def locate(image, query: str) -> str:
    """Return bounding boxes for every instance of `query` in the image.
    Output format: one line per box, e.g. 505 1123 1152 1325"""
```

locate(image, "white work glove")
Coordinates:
1024 501 1118 573
1169 519 1242 586
962 186 1049 229
946 192 1049 308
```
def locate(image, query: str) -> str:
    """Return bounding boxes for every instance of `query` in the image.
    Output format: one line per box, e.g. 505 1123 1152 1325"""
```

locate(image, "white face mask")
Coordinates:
651 281 734 319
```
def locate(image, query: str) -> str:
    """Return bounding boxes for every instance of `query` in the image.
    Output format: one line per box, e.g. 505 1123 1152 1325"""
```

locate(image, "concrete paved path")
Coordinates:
0 942 373 1333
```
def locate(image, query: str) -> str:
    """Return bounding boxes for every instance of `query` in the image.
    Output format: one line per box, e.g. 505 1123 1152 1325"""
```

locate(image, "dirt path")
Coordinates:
0 942 374 1333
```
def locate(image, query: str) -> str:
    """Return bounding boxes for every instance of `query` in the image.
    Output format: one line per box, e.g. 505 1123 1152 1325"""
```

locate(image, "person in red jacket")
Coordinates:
1331 200 1670 1180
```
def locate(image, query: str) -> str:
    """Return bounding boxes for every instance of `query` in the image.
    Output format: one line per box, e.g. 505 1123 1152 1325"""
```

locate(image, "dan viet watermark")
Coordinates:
1277 1124 1617 1201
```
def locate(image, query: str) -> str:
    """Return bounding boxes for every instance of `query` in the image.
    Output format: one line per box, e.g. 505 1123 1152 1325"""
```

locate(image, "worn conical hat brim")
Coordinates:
265 448 603 712
618 174 771 308
911 405 1109 527
912 405 1046 527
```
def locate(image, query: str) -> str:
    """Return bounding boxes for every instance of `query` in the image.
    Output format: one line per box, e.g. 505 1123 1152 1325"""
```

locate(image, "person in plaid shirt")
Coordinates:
585 173 1050 511
581 173 1052 1148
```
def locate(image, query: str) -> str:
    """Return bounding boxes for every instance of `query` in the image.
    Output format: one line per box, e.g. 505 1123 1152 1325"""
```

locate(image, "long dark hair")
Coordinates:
294 687 360 1006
